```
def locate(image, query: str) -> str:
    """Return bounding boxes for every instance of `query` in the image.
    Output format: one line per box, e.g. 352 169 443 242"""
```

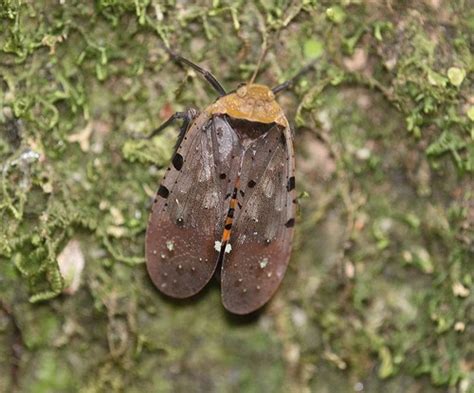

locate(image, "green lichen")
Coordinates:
0 1 472 392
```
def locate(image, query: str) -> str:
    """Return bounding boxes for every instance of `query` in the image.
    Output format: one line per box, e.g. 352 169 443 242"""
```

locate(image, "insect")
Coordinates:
146 53 313 314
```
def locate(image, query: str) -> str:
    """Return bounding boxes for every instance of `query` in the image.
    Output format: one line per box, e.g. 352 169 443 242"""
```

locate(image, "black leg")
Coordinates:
147 108 197 139
168 51 227 97
271 59 319 94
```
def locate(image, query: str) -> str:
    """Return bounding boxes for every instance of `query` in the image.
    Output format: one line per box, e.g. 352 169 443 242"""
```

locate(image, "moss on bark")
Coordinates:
0 1 472 392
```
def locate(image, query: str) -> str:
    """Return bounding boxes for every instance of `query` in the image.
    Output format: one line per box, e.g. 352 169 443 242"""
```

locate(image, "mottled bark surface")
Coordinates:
0 1 472 392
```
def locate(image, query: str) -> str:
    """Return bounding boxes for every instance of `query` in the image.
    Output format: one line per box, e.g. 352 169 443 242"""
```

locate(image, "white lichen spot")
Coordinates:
291 307 308 327
166 240 175 251
161 253 166 259
225 243 232 254
152 249 157 255
163 272 168 277
259 257 269 269
199 257 203 262
256 285 261 290
242 288 247 293
19 149 41 164
178 264 183 270
161 283 167 288
238 278 243 283
191 266 196 271
356 147 371 160
57 239 85 295
173 279 177 284
452 282 470 298
267 272 272 278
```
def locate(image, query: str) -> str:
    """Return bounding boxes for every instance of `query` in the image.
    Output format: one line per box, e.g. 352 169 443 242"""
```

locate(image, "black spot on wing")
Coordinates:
172 153 184 171
158 185 170 198
220 173 227 179
248 180 256 188
285 218 295 228
287 176 295 191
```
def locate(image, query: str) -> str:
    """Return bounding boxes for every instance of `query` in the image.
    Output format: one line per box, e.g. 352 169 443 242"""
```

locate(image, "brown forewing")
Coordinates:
145 113 241 298
221 124 296 314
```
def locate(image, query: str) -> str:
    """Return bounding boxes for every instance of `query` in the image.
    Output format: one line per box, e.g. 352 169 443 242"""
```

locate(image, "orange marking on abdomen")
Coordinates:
220 176 240 244
222 228 231 242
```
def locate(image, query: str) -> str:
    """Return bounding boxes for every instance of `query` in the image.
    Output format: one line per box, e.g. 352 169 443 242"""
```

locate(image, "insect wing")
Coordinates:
146 113 239 298
221 125 296 314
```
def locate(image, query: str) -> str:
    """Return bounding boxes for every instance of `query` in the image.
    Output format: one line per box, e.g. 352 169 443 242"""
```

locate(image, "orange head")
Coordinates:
206 84 289 128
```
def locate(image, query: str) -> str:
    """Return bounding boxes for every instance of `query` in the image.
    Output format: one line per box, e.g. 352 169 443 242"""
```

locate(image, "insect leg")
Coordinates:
271 59 319 94
147 108 198 140
168 52 227 97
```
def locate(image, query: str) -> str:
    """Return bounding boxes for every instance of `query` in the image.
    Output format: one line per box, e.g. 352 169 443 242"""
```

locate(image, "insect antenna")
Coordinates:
271 59 319 95
167 50 227 96
248 39 268 85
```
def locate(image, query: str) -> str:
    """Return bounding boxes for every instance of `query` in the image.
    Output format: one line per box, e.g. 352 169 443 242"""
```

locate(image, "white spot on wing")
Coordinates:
218 128 233 159
265 221 277 241
198 147 212 182
198 163 212 182
166 240 174 251
262 176 274 198
246 201 259 223
214 241 231 253
274 183 285 212
203 190 219 209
